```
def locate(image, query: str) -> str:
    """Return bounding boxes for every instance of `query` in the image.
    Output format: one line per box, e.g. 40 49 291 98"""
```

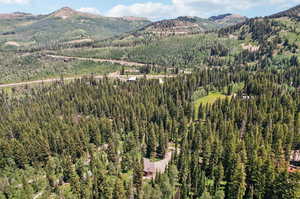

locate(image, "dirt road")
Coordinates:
143 145 178 179
46 54 147 67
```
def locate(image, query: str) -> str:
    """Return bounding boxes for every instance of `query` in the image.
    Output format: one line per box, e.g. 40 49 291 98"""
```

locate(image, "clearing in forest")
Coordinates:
194 92 229 120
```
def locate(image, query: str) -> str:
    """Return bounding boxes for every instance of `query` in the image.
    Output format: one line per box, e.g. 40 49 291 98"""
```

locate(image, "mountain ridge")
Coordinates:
0 7 151 47
137 14 247 35
50 7 99 19
0 12 33 19
269 4 300 18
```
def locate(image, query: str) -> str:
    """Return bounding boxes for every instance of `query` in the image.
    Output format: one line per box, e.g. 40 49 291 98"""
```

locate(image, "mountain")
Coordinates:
209 13 232 21
138 16 211 35
0 12 33 19
50 7 100 19
137 14 247 36
217 4 300 70
219 4 300 40
121 16 149 21
269 4 300 18
0 7 151 48
209 13 247 27
0 7 247 49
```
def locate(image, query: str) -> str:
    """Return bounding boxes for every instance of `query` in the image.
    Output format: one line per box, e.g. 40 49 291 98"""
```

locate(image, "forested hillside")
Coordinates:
0 4 300 199
269 5 300 18
54 34 241 69
135 14 246 36
0 7 150 49
219 9 300 70
51 8 300 76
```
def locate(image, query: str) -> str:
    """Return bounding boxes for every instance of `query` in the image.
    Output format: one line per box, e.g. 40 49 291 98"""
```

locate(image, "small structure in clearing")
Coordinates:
241 43 260 52
159 78 164 84
291 150 300 162
128 77 137 82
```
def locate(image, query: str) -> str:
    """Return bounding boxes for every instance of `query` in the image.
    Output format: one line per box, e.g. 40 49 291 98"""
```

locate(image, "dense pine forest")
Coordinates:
0 65 299 198
0 4 300 199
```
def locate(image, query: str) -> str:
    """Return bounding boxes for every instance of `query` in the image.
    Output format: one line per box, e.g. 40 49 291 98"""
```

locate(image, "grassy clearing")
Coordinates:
194 92 229 120
67 61 123 76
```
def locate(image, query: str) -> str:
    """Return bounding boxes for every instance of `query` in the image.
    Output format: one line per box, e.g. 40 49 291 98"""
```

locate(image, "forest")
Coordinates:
0 4 300 199
0 64 299 198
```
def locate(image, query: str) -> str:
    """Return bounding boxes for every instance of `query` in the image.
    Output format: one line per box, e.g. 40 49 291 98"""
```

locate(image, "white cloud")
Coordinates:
0 0 30 3
77 7 101 15
106 0 300 20
270 0 300 10
107 2 173 20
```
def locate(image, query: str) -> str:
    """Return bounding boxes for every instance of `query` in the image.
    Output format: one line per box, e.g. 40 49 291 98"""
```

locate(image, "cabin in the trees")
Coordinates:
128 76 137 82
290 150 300 162
289 150 300 173
159 78 164 84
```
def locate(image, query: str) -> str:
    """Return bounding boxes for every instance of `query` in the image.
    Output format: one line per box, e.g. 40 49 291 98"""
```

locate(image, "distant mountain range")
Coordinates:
1 4 300 50
0 7 151 46
0 7 246 48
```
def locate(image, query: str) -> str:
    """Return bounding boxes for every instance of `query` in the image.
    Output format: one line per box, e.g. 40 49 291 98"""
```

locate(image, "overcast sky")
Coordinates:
0 0 299 20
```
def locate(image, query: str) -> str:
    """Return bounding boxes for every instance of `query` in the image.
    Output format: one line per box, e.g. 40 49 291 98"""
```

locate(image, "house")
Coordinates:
291 150 300 162
241 95 251 100
159 78 164 84
128 76 137 81
289 150 300 173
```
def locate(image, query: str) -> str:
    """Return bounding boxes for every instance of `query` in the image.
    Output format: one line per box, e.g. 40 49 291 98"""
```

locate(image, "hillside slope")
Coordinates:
210 13 247 27
135 14 247 36
55 5 300 72
0 7 151 48
218 5 300 68
269 4 300 18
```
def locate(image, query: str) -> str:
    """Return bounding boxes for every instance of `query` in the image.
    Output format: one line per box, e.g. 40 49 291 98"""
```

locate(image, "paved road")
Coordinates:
0 74 176 88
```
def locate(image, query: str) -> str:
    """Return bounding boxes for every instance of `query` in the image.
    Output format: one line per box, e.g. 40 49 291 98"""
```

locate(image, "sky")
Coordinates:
0 0 300 20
